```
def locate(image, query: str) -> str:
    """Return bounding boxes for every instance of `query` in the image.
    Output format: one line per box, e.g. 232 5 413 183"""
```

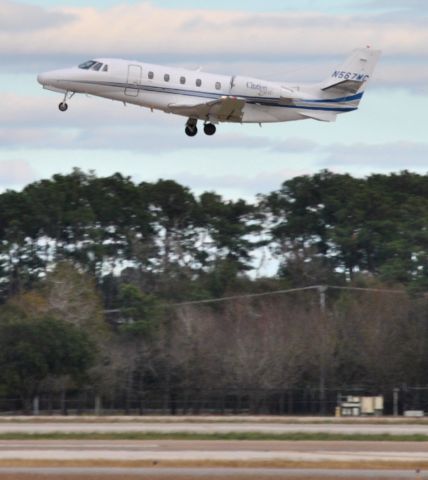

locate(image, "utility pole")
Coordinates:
393 387 399 417
318 285 328 416
319 285 327 313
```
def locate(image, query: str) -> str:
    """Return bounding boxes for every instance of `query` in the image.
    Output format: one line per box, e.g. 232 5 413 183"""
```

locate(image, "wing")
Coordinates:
168 96 246 122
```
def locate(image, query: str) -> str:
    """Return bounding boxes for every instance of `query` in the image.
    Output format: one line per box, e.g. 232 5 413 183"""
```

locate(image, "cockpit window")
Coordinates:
91 62 103 71
102 65 108 72
79 60 97 70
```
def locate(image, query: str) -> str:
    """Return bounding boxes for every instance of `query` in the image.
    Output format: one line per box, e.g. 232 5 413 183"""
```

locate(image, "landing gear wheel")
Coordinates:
204 123 216 136
185 125 198 137
59 102 68 112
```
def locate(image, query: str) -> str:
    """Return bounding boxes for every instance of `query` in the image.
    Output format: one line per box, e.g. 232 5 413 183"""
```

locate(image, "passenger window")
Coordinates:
180 76 186 85
196 79 202 87
164 74 170 82
92 62 103 71
215 82 221 90
148 71 154 80
102 65 108 72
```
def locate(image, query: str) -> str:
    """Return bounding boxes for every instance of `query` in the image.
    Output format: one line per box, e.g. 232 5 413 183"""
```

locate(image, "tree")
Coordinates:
0 313 95 409
43 262 106 334
263 170 428 287
199 192 261 273
118 283 164 336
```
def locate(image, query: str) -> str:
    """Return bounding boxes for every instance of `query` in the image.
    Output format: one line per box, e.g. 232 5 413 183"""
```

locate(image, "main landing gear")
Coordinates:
185 119 217 137
185 119 198 137
203 123 216 136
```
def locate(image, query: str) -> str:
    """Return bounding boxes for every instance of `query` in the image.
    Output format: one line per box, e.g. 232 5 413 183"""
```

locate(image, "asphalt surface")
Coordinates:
0 419 427 477
0 439 426 463
0 467 425 477
1 421 428 435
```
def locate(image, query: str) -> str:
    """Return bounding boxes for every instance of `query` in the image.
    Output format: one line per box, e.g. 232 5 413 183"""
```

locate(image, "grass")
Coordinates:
0 431 428 441
1 415 428 424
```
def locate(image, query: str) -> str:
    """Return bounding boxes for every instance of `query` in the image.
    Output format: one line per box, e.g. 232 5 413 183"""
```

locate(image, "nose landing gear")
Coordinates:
58 91 75 112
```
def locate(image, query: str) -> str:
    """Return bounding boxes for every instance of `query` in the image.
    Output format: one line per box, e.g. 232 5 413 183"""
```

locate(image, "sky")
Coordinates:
1 0 427 199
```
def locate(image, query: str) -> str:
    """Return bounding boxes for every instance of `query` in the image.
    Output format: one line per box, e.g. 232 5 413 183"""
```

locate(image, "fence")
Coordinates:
1 385 427 416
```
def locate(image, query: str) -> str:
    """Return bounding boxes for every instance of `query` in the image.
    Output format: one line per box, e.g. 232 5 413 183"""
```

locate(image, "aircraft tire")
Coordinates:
204 123 216 136
59 102 68 112
185 126 198 137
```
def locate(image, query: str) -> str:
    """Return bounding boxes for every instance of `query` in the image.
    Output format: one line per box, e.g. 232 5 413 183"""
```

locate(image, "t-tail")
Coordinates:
321 47 382 101
290 47 381 123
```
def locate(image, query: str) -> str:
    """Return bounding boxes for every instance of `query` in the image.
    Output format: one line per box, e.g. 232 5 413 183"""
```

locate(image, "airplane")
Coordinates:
37 47 381 137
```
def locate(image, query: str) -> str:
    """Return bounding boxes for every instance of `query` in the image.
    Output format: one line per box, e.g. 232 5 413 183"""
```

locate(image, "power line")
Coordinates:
104 285 410 314
327 285 406 295
170 285 320 307
171 284 408 308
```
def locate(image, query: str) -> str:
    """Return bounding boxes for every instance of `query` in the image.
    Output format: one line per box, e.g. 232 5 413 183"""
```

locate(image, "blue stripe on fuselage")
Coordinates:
65 79 360 113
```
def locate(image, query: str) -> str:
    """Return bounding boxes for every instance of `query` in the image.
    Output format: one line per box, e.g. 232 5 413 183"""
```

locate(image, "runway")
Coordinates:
1 420 428 435
0 419 427 477
0 439 426 464
0 467 425 479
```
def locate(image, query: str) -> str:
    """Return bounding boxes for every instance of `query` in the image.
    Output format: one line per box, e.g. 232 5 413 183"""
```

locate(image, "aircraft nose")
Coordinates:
37 72 48 85
37 70 59 86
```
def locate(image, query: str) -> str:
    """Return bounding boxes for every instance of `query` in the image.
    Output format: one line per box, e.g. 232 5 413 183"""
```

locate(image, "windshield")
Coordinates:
91 62 103 71
78 60 97 70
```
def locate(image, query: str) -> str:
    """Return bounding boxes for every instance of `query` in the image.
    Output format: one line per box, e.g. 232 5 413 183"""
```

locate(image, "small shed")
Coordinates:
338 395 383 416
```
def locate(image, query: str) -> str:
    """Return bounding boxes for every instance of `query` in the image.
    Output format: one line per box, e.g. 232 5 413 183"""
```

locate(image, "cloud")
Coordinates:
321 141 428 169
0 91 323 154
360 0 428 12
0 93 175 128
1 2 427 66
269 137 319 153
0 1 425 94
172 169 309 197
0 0 75 32
0 123 280 153
3 90 426 169
0 93 321 153
0 159 37 187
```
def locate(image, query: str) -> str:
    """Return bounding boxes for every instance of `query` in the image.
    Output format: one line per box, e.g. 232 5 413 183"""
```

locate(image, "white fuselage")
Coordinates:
37 58 361 125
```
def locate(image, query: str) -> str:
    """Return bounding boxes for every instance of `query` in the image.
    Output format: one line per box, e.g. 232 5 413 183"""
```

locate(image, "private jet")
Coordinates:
37 47 381 137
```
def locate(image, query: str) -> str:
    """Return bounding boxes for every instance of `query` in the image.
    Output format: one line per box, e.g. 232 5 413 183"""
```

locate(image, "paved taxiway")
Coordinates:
0 440 426 463
0 467 425 478
1 418 427 478
1 421 428 435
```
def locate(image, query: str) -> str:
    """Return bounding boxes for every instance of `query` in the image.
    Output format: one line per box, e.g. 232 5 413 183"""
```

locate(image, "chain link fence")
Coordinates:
0 385 427 416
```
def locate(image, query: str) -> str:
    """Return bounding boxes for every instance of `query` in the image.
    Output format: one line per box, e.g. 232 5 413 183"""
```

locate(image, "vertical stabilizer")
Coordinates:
322 47 382 94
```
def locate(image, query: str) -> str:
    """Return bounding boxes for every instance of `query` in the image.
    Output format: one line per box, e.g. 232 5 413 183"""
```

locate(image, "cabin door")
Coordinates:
125 65 142 97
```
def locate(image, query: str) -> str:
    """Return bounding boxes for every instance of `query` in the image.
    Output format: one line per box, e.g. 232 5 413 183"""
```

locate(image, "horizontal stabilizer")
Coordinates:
298 110 337 122
322 79 366 94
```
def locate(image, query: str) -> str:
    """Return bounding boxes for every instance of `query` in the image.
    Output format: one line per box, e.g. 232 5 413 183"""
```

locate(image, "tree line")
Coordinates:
0 169 427 413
